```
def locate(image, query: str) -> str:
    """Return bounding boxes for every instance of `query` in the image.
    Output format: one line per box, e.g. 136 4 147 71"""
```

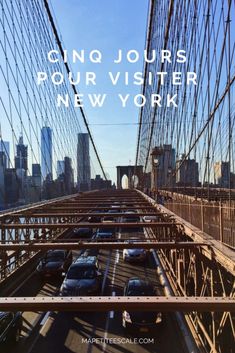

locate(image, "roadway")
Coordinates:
3 201 187 353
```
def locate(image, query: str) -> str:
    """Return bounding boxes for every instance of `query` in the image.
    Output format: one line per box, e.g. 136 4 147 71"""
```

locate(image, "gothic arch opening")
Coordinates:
121 174 129 189
131 175 139 188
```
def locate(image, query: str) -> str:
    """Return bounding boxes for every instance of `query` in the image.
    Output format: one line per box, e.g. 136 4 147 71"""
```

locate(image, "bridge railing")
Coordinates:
159 190 235 248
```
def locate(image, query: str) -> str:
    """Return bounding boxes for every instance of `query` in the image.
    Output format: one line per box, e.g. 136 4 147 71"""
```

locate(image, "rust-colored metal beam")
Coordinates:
51 200 149 204
0 241 207 251
3 212 161 218
0 222 177 229
34 206 155 211
0 296 233 312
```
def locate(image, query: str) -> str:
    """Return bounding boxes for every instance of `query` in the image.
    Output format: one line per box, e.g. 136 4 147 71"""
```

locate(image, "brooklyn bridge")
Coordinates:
0 1 234 353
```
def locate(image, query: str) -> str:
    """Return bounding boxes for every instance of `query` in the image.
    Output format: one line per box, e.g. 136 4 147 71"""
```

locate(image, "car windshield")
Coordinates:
98 228 115 234
67 266 96 279
127 238 143 243
127 286 155 296
45 251 65 261
123 217 140 222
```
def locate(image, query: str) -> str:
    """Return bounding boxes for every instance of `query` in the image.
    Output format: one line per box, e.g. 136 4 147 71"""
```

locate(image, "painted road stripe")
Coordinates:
109 291 116 319
40 311 51 326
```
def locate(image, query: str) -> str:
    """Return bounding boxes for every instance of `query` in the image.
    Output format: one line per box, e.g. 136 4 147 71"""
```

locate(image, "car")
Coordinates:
123 239 147 262
36 250 73 277
102 215 115 223
0 312 22 344
87 214 102 223
122 215 142 233
60 256 103 296
122 215 140 222
108 209 119 214
87 209 105 223
124 209 138 214
95 227 116 240
72 227 93 238
122 278 162 332
143 215 159 223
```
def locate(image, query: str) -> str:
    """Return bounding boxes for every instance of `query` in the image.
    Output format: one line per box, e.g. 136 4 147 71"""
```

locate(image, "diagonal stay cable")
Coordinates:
142 0 174 173
171 72 235 180
43 0 107 180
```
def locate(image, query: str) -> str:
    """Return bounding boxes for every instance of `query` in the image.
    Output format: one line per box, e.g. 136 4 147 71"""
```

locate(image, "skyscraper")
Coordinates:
32 163 41 188
214 161 230 188
77 133 91 191
0 140 10 168
41 127 52 181
57 160 65 178
64 156 74 194
176 154 199 187
15 136 28 171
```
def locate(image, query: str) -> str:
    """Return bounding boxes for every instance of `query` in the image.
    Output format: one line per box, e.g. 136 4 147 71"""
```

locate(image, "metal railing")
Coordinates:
159 190 235 248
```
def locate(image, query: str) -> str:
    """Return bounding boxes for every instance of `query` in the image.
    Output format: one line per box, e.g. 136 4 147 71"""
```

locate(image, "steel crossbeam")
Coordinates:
0 296 233 312
0 241 207 251
1 212 161 218
0 222 176 229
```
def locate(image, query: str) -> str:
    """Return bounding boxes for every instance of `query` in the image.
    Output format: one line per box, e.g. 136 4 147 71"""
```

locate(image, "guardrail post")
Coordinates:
201 200 204 232
219 201 224 243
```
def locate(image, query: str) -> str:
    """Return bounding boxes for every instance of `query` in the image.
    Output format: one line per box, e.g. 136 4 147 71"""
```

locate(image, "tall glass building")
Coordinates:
57 160 65 178
77 133 91 191
41 127 52 181
0 140 10 168
15 135 28 172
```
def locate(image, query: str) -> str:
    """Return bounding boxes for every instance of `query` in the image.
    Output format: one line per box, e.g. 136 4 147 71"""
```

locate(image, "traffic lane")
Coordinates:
6 242 102 353
14 231 185 353
101 238 163 353
27 249 113 353
16 231 99 342
101 231 187 353
28 311 109 353
3 271 64 353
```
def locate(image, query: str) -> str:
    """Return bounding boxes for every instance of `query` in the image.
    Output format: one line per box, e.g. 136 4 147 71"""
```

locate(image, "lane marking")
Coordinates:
109 291 116 319
102 314 109 353
101 249 112 295
102 222 122 352
115 251 120 264
40 311 51 326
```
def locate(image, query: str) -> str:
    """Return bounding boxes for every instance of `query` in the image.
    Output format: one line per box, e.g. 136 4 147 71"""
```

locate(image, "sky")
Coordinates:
49 0 149 182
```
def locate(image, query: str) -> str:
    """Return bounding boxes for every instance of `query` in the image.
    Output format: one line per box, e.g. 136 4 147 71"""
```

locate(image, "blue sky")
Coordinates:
50 0 149 182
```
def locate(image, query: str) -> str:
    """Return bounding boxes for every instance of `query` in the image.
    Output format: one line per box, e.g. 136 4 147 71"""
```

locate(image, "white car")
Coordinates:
143 215 159 223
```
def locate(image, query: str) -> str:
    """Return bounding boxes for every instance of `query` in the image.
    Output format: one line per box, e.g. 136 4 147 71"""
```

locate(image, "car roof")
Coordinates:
76 227 90 231
74 256 97 266
97 228 114 233
0 312 11 319
127 277 153 289
46 250 66 255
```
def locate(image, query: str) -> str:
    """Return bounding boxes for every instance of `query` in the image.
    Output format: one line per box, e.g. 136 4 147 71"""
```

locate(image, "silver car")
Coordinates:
123 239 147 262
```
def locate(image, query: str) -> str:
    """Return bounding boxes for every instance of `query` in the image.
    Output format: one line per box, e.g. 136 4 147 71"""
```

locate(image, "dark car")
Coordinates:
102 215 115 222
123 239 147 263
87 210 103 223
87 215 102 223
122 215 140 222
122 215 142 233
0 312 22 344
60 256 103 296
72 227 93 238
108 209 119 214
122 278 162 332
95 227 116 240
37 250 73 278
